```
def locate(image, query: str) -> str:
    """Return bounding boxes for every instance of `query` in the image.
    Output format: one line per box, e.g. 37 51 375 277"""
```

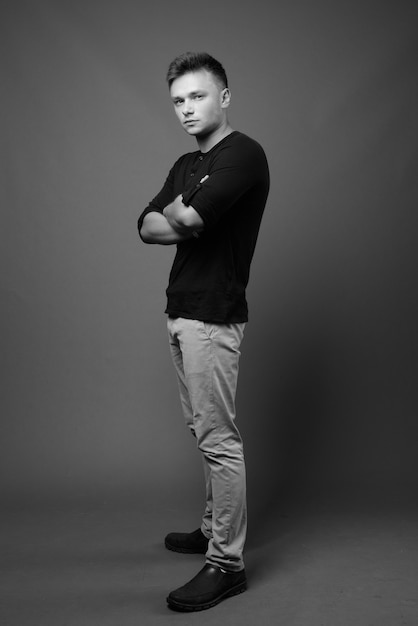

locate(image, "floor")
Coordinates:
1 492 417 626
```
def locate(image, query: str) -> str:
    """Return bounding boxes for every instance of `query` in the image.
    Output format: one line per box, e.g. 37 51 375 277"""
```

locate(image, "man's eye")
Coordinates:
174 100 183 106
194 95 203 100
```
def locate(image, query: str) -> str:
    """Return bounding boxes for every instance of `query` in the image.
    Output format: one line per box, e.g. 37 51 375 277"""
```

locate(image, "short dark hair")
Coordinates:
166 52 228 89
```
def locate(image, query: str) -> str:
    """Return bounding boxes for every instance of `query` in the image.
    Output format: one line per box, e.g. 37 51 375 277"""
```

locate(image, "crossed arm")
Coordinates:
140 195 205 245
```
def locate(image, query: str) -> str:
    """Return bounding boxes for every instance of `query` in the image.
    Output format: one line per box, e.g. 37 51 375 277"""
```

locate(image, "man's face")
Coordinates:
170 69 230 137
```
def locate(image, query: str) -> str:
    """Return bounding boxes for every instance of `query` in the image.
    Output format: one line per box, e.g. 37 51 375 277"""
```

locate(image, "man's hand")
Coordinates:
163 195 205 235
139 195 205 245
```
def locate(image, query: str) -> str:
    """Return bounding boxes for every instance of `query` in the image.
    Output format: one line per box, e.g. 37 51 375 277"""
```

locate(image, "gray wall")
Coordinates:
2 0 417 507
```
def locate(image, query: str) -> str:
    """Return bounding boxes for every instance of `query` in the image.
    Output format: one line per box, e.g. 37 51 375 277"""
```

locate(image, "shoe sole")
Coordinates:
167 581 247 612
164 540 208 554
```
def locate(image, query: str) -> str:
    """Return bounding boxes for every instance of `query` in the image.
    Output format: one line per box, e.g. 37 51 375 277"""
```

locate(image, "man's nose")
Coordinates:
182 99 194 115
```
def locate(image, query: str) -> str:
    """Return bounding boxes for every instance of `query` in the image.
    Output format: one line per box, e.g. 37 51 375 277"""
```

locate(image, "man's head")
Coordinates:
167 52 231 140
166 52 228 90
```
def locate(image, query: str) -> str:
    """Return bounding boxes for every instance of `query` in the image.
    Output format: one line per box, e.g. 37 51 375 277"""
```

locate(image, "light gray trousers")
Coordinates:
167 316 247 572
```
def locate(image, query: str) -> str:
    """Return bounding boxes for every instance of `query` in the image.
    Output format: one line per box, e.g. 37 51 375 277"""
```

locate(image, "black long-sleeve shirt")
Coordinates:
138 131 270 323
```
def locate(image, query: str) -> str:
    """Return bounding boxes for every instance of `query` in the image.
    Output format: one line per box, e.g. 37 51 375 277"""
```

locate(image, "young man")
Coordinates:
138 52 269 611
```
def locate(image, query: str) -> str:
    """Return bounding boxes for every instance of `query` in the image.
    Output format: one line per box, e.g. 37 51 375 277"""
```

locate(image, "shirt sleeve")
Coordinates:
137 163 176 234
182 138 268 230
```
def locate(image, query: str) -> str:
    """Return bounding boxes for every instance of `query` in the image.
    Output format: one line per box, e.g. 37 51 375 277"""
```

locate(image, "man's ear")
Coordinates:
221 88 231 108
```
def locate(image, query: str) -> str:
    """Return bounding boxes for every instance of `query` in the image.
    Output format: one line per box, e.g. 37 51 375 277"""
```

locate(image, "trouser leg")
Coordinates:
167 324 212 540
167 317 246 572
201 456 213 539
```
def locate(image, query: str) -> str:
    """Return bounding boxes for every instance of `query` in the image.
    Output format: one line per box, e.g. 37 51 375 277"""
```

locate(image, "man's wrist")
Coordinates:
164 201 190 235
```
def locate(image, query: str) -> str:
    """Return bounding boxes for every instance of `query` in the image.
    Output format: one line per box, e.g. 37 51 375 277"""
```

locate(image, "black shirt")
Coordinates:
138 131 270 323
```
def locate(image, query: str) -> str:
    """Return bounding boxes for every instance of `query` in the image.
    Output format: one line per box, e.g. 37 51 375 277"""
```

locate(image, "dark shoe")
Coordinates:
167 563 247 612
165 528 209 554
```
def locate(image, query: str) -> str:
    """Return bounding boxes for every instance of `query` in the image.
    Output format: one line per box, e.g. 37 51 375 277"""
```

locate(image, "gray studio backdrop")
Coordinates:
2 0 417 508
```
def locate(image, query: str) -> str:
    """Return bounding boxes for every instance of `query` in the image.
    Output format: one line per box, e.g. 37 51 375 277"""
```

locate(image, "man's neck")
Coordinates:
197 123 234 153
